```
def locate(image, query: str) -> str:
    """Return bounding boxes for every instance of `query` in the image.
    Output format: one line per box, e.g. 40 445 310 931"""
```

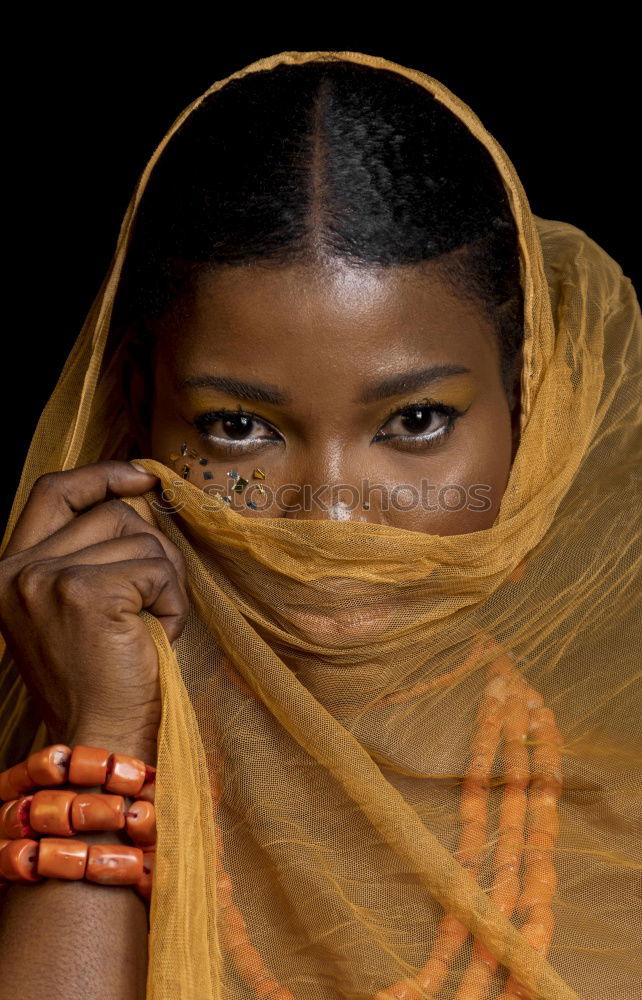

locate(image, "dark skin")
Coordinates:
127 259 522 534
0 259 522 998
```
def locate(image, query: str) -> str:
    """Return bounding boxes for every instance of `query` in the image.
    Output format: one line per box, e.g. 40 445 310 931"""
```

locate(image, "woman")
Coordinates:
0 50 640 1000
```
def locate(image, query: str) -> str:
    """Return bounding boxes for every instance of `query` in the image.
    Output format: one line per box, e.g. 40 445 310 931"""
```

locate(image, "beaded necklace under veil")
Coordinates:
1 50 641 1000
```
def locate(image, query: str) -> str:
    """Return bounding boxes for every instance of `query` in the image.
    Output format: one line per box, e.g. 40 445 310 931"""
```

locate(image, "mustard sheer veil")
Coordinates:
1 50 640 999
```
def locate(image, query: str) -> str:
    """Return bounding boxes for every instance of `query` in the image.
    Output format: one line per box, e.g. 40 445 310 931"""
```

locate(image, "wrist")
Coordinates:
52 726 158 768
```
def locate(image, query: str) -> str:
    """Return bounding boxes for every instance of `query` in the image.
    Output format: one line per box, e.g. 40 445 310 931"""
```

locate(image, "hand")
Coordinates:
0 460 189 757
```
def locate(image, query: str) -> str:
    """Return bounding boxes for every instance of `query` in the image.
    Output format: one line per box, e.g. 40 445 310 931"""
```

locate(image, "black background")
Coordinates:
3 20 639 530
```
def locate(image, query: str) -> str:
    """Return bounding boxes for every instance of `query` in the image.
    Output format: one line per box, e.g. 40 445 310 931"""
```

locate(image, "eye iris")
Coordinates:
402 406 434 434
223 414 253 440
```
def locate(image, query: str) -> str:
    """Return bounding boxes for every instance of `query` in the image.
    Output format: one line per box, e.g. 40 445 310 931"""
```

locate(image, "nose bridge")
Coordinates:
283 442 371 522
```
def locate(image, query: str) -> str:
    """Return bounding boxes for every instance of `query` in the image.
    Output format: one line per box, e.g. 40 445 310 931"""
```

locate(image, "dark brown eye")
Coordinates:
221 413 254 440
192 408 281 450
395 405 443 435
373 402 461 447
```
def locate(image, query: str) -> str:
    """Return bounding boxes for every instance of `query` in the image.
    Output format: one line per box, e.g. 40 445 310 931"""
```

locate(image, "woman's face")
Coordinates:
130 260 521 534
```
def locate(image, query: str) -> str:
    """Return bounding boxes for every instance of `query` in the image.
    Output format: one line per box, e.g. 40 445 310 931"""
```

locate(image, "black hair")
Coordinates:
110 59 524 410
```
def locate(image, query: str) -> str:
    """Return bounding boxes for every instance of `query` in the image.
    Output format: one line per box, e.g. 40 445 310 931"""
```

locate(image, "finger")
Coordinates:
49 558 189 646
21 500 188 592
2 461 159 558
22 532 189 608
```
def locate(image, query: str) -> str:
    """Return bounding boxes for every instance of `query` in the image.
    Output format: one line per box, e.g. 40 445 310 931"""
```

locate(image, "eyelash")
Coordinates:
372 398 464 450
191 399 466 455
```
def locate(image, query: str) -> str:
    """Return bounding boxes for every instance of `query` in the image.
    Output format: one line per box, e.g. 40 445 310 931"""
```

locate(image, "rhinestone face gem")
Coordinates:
180 442 188 456
227 469 239 481
199 457 209 466
203 470 213 480
181 465 190 478
232 477 248 493
246 500 258 510
256 484 266 494
252 467 266 480
221 495 232 504
169 452 180 462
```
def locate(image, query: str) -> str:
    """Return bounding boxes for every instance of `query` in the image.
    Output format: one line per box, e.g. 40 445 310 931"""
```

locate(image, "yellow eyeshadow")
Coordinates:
422 376 478 410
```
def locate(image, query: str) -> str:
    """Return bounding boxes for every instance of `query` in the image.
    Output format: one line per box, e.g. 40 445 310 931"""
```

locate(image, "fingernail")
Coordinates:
131 462 157 475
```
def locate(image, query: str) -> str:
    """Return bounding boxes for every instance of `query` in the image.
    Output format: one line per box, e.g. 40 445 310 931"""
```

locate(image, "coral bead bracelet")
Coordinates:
0 743 157 903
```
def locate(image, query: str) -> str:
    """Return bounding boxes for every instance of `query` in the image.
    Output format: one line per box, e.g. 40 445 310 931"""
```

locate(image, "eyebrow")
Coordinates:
178 363 472 406
357 363 472 404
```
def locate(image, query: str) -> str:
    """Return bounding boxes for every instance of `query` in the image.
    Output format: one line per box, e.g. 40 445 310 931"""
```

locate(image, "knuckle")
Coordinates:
14 561 44 598
158 554 176 579
103 497 149 530
159 556 185 598
30 471 64 497
102 497 131 517
15 560 48 602
139 533 167 559
101 497 139 531
101 459 135 474
51 566 90 605
162 539 188 585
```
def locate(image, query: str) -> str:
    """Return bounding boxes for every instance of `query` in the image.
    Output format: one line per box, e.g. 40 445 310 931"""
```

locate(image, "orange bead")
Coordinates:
136 783 155 804
124 799 156 846
137 765 156 804
508 558 526 583
499 788 528 827
0 758 34 801
527 826 557 849
249 970 279 992
376 979 424 999
233 942 266 980
0 838 9 889
211 771 224 804
460 783 490 822
0 838 43 883
30 789 77 836
518 903 555 951
223 908 247 947
527 803 560 841
0 795 37 839
104 753 146 796
25 744 71 788
254 978 294 999
501 984 532 1000
516 876 556 912
134 847 155 902
68 745 110 786
85 843 144 885
456 941 499 999
71 792 126 832
0 800 17 837
215 870 235 909
37 837 88 879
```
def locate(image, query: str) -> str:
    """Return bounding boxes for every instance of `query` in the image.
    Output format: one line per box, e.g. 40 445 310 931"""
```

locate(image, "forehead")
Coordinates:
154 260 500 380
